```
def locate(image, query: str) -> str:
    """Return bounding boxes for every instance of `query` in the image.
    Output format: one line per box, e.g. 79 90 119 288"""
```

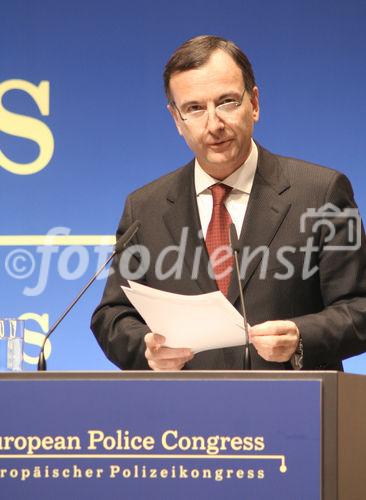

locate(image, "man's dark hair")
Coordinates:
164 35 256 101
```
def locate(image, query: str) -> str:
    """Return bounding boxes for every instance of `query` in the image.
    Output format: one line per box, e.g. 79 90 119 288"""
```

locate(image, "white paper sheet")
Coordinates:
121 281 248 353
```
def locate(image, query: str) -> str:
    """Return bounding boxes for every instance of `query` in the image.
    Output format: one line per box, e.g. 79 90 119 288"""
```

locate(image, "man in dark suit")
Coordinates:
91 35 366 371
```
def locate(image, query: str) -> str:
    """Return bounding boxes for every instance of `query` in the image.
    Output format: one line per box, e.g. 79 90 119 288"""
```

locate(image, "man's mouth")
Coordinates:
208 139 232 148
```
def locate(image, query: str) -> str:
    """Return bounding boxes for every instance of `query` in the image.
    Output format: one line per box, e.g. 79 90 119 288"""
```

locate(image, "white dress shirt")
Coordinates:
194 139 258 239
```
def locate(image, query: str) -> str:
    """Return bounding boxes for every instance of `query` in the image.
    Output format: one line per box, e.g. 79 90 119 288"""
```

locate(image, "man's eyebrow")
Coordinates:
217 91 242 99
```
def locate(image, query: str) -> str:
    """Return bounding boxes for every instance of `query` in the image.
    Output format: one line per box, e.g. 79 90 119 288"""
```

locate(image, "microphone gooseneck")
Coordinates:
229 223 251 370
37 220 141 371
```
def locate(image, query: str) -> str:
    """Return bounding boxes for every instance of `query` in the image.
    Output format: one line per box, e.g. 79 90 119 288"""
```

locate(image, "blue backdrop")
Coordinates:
1 0 365 372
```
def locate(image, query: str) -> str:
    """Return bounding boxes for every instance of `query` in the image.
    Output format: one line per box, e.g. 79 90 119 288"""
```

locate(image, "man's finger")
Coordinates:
144 332 166 350
251 334 297 349
146 346 193 361
250 321 298 337
148 356 192 371
152 347 193 360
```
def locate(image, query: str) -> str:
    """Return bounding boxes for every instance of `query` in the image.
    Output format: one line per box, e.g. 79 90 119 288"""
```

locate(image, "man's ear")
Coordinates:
250 86 260 122
167 103 183 136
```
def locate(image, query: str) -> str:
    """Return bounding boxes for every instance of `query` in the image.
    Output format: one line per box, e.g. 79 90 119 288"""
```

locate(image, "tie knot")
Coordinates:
210 183 232 206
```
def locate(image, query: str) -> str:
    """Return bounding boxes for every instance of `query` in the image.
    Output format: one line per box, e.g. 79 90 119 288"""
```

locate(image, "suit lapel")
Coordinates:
162 161 216 294
227 145 291 304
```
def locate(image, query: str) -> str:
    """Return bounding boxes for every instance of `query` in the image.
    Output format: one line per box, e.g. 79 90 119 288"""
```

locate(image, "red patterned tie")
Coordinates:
205 183 234 296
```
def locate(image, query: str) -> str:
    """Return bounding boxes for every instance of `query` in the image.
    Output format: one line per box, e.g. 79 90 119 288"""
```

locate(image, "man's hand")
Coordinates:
249 320 300 363
144 333 194 371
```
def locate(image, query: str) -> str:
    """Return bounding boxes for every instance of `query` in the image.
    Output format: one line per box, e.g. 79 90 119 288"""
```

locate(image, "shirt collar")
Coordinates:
194 139 258 196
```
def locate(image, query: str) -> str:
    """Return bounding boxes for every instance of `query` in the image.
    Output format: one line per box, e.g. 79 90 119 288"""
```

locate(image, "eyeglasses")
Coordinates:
172 89 246 122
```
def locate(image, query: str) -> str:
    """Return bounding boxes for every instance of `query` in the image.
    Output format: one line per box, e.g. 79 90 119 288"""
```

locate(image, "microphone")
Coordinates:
37 220 141 371
229 223 251 370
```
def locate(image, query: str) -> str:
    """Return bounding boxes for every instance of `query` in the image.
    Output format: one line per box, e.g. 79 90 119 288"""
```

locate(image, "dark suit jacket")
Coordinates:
91 144 366 370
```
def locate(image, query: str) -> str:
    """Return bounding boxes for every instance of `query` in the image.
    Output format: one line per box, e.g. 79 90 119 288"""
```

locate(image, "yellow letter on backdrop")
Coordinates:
0 79 54 175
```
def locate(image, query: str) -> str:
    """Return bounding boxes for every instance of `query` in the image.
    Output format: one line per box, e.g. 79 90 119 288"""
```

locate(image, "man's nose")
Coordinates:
205 106 225 132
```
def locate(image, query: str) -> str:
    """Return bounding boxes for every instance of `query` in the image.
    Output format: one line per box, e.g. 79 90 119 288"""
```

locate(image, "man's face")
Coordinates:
168 49 259 180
